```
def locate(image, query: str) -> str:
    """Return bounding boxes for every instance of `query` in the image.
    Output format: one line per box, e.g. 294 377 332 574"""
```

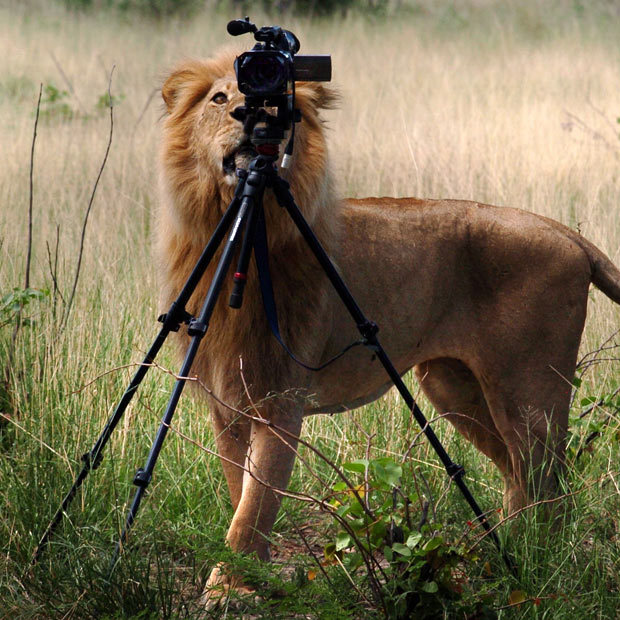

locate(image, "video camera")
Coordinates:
227 17 331 98
227 18 332 164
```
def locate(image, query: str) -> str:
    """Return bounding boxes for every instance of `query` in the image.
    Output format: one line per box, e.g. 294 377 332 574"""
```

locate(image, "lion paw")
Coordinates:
200 563 257 609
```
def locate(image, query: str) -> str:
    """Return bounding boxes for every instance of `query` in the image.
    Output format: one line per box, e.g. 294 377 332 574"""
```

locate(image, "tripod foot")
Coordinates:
200 563 257 609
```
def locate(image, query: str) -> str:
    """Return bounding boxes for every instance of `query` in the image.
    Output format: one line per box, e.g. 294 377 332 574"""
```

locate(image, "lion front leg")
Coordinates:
203 408 302 604
211 404 250 511
225 411 302 558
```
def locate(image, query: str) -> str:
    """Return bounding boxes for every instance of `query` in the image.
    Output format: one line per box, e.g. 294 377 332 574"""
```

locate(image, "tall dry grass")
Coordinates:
2 2 618 335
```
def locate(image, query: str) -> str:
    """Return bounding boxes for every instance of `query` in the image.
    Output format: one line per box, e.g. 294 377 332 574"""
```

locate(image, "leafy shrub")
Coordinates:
0 75 36 103
95 91 125 111
325 456 495 618
0 287 50 330
40 84 75 120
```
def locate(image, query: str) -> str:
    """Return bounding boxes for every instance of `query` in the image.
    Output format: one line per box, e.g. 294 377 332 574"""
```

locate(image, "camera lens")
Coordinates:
251 56 285 90
237 51 291 96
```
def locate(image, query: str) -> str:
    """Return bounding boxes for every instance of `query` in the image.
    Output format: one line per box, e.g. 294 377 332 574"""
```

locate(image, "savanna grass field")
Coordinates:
1 1 620 617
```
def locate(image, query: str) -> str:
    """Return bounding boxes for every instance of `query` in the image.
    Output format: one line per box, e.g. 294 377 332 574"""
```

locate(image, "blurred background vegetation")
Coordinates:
39 0 620 19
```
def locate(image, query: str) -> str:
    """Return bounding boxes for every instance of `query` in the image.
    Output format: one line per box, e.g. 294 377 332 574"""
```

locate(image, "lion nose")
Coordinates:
230 106 246 121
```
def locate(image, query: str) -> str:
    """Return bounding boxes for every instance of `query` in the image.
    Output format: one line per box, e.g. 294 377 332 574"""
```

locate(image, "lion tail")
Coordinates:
573 234 620 304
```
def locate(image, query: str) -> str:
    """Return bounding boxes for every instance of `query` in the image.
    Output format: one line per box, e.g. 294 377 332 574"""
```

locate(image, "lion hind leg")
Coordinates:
476 363 573 516
415 358 511 472
414 358 519 513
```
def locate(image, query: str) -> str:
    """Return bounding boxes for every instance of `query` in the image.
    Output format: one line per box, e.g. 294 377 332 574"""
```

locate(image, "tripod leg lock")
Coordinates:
357 320 380 348
229 272 248 309
446 462 466 481
158 302 193 332
187 318 208 337
81 449 104 471
133 468 152 488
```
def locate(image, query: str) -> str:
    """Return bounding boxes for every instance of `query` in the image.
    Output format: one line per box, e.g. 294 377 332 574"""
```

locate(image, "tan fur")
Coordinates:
157 49 620 599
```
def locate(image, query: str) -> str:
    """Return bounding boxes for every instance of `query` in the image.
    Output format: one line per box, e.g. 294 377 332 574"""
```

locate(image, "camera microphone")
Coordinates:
227 18 257 36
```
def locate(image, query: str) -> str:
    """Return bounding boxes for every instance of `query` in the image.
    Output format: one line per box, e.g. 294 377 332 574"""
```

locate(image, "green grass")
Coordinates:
1 1 620 617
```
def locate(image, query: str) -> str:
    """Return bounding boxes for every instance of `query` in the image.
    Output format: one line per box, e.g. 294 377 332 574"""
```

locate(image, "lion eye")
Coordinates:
211 92 228 104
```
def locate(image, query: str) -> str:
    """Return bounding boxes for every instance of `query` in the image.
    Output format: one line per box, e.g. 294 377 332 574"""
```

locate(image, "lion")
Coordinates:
156 48 620 599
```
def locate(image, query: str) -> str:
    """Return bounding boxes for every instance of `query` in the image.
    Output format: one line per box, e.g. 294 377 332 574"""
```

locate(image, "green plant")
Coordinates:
96 91 125 111
40 83 75 120
325 456 495 618
0 75 36 103
568 377 620 460
0 287 49 329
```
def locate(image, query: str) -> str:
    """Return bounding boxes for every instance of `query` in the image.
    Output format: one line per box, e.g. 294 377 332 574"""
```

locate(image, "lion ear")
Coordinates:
162 60 212 113
296 82 340 111
162 68 191 112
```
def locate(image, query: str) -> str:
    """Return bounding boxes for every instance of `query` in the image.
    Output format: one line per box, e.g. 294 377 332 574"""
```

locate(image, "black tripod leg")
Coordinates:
229 198 260 309
30 332 167 566
111 197 255 567
271 177 515 574
31 195 244 567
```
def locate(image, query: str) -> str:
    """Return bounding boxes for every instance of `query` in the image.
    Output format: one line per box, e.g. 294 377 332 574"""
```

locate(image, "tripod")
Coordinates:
32 133 514 575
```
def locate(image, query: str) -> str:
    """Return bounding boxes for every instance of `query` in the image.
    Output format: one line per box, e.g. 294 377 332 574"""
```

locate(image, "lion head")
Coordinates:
158 48 339 250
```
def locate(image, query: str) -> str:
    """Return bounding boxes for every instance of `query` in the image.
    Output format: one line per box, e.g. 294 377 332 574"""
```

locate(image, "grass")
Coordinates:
1 0 619 617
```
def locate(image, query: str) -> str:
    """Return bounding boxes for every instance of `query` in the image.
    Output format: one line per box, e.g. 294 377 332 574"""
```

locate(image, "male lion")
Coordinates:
157 49 620 597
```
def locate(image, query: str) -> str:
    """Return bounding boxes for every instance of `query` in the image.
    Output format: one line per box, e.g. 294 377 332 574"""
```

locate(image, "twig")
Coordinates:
576 329 620 376
574 385 620 460
69 362 155 394
280 505 334 588
45 224 65 316
49 51 86 115
131 87 159 138
578 385 620 420
0 413 70 465
468 474 608 552
402 410 504 463
4 85 44 401
62 66 115 329
333 553 376 609
495 593 561 612
350 418 375 513
417 468 437 523
25 84 42 291
418 500 429 531
562 109 619 156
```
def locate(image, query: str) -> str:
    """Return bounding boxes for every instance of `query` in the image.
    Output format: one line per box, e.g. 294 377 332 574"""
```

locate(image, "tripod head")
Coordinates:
227 17 331 166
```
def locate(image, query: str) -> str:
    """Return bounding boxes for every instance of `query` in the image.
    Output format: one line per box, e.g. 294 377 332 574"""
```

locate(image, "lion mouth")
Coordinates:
222 140 257 176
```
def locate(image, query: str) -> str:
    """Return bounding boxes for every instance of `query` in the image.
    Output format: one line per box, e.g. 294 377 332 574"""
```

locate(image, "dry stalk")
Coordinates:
45 224 65 317
468 473 611 553
49 51 86 115
2 84 43 415
131 87 159 138
62 66 115 329
25 83 42 291
279 505 334 588
575 329 620 376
